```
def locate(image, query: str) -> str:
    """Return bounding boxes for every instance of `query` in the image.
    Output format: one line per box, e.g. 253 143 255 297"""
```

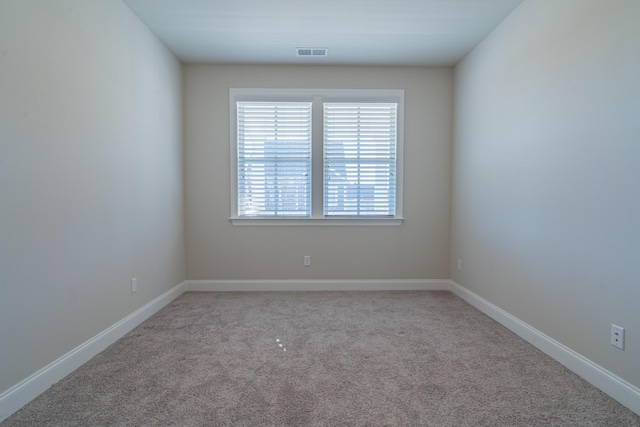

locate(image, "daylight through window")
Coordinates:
231 89 404 225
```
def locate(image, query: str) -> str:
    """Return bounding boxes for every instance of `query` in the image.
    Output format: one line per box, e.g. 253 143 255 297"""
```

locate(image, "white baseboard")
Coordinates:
0 281 186 423
186 279 450 292
448 280 640 416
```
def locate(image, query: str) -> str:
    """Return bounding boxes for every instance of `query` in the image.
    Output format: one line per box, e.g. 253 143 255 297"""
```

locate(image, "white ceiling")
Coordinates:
122 0 524 66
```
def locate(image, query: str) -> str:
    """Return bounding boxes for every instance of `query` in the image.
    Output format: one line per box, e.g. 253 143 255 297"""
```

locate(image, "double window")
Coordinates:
230 89 404 226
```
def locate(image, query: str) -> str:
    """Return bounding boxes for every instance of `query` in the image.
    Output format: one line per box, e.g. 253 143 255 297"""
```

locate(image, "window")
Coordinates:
323 103 397 217
237 102 312 217
230 89 404 226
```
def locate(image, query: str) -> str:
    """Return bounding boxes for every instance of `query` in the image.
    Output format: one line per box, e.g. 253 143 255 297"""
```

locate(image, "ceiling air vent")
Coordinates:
296 47 328 57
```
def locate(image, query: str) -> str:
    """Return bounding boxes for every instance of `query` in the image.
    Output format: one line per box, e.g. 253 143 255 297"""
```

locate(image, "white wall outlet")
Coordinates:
304 256 311 266
611 324 624 350
131 277 138 294
457 259 462 271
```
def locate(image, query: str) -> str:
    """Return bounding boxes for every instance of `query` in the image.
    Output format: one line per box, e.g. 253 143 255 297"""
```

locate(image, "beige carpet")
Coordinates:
3 291 640 426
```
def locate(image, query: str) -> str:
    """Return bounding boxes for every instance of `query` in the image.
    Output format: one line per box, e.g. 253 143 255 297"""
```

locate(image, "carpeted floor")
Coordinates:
3 291 640 426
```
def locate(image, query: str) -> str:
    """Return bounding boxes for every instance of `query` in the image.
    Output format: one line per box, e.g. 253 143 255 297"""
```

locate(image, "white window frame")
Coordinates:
230 88 404 226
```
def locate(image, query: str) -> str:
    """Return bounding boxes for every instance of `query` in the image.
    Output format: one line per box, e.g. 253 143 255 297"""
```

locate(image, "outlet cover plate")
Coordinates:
611 324 624 350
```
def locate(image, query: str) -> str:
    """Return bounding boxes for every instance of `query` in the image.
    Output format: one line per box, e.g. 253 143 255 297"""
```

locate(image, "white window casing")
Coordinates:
230 88 404 226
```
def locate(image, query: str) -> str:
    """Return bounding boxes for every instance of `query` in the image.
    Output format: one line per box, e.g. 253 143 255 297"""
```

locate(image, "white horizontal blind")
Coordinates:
237 102 312 217
324 103 397 216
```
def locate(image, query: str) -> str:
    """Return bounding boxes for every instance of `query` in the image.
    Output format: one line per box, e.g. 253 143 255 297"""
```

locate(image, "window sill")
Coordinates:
230 217 404 227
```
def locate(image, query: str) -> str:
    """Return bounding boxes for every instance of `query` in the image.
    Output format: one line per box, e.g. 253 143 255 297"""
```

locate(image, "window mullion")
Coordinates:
311 96 324 218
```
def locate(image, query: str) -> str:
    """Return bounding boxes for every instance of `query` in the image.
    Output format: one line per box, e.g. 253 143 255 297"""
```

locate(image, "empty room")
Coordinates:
1 0 639 425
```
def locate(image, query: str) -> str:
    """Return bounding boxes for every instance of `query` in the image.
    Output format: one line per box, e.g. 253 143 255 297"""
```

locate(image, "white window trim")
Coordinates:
229 88 405 226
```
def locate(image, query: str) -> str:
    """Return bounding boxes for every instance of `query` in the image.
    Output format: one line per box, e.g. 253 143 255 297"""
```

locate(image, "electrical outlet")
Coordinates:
611 324 624 350
304 256 311 266
457 259 462 271
131 277 138 294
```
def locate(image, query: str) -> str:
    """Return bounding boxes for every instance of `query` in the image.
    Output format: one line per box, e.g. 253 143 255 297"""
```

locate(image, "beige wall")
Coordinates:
452 0 640 387
184 65 452 280
0 1 185 393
